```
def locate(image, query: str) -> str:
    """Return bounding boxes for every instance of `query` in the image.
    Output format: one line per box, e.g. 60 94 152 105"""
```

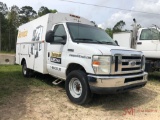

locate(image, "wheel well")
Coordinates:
21 58 26 65
66 63 86 76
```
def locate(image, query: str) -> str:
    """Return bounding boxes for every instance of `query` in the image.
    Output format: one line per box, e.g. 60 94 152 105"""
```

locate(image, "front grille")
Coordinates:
125 76 143 83
115 56 118 72
122 62 128 65
122 67 141 71
111 50 143 75
136 62 141 65
122 56 141 59
123 84 145 91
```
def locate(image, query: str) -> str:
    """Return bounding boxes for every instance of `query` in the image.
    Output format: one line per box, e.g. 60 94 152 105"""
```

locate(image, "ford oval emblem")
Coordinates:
129 61 136 66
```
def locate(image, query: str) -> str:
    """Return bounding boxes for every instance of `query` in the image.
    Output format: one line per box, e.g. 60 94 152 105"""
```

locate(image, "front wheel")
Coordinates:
65 70 92 105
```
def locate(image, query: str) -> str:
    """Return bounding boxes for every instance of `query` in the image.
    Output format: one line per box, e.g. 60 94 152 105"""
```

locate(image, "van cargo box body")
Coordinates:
113 32 132 48
16 13 93 74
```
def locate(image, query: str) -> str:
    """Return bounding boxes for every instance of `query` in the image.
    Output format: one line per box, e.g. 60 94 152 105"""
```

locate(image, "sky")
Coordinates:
1 0 160 30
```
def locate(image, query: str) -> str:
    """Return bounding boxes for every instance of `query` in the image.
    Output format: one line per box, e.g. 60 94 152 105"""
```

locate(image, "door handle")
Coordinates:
137 42 142 45
68 49 74 52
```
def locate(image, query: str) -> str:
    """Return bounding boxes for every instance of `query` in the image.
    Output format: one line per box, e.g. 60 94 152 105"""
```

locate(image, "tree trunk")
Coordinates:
8 28 11 51
0 14 1 51
14 30 17 52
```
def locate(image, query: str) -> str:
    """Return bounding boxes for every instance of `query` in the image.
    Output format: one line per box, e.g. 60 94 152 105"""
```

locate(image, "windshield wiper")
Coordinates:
74 38 116 45
74 38 93 41
102 41 116 45
74 38 104 44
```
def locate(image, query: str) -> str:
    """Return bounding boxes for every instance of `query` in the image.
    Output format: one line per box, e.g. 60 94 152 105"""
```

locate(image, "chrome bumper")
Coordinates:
88 72 148 94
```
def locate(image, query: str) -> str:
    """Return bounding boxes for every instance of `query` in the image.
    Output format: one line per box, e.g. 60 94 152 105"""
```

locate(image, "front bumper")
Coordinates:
88 72 148 94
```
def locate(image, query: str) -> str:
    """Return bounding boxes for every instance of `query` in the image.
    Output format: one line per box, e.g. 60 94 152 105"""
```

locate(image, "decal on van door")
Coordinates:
50 52 62 64
18 30 28 38
31 25 43 58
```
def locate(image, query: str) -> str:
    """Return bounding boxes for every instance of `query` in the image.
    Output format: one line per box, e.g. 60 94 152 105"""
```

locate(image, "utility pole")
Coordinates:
8 27 11 51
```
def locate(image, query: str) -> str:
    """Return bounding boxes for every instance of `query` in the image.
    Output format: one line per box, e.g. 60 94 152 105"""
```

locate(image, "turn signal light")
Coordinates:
92 61 100 66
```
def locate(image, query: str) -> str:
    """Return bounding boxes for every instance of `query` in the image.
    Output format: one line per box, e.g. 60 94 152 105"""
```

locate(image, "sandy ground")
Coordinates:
0 81 160 120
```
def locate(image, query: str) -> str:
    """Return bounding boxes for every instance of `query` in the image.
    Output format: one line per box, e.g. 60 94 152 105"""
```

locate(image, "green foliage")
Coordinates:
19 6 37 24
0 2 8 15
1 12 9 51
105 28 113 38
0 2 58 52
49 9 57 13
105 20 126 38
20 6 37 18
38 6 50 16
8 5 20 27
0 2 8 51
38 6 57 17
0 50 15 54
113 20 126 33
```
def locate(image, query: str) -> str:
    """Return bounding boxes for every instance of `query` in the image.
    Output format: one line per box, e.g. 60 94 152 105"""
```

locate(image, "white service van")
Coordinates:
16 13 148 105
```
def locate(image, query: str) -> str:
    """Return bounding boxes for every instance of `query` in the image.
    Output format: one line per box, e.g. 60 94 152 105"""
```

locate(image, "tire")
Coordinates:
22 61 31 77
65 70 92 105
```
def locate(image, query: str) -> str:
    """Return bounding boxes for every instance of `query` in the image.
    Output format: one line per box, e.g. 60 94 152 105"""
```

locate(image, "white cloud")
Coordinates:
98 23 106 29
101 0 160 30
99 12 132 30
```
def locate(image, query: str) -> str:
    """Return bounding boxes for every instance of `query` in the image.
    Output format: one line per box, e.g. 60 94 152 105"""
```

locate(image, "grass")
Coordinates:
0 51 15 54
0 65 160 106
148 72 160 85
149 72 160 81
0 65 54 105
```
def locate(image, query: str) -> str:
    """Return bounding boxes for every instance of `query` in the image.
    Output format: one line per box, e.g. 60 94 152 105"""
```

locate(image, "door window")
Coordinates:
53 24 67 42
140 28 160 40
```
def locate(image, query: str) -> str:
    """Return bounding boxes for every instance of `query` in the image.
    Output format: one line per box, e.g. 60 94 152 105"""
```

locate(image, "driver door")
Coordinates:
47 24 68 79
136 28 159 51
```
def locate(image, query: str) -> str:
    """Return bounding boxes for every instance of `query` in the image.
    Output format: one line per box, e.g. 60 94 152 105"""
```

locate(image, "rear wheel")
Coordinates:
22 61 32 77
65 70 92 105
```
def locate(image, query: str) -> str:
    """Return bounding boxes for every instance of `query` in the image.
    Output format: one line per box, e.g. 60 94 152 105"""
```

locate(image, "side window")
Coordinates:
140 29 159 40
53 24 67 42
140 29 152 40
152 29 160 40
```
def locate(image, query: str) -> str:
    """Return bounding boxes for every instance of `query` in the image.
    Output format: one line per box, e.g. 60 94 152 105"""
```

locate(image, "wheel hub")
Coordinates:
69 78 82 98
23 64 27 75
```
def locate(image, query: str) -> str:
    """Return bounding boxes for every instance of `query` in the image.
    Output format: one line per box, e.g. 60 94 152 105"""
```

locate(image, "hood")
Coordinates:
70 42 142 56
79 43 137 55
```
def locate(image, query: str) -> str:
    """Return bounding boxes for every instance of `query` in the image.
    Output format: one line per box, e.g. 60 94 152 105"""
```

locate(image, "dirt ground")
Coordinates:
0 81 160 120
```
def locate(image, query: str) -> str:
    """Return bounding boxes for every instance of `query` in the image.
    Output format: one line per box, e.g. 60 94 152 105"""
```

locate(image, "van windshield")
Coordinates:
67 23 117 45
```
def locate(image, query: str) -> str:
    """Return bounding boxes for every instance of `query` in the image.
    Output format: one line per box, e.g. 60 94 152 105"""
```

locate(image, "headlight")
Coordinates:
142 55 145 71
92 56 111 74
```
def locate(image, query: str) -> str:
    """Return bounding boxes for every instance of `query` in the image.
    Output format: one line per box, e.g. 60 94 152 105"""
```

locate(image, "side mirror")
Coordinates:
59 39 66 45
54 35 67 45
62 35 67 40
54 35 67 40
115 40 119 46
45 30 54 43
